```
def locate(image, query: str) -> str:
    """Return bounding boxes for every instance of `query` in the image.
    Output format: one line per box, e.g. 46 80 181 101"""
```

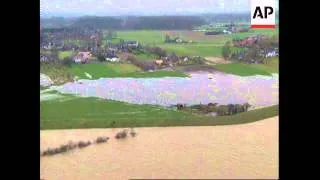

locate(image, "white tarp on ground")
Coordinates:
40 73 54 87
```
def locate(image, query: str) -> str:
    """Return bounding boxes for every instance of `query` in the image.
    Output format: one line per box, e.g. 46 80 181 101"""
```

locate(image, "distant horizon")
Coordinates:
41 0 278 18
40 11 255 19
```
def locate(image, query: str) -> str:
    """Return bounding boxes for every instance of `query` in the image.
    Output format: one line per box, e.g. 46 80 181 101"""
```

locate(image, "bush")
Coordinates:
177 103 184 110
115 129 128 139
42 147 60 156
61 57 73 67
145 46 167 58
95 136 110 144
77 141 92 148
130 128 137 137
59 144 69 153
222 41 232 60
96 54 106 62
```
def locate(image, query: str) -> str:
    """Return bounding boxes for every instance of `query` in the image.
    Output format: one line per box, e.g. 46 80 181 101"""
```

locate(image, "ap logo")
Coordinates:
251 0 276 28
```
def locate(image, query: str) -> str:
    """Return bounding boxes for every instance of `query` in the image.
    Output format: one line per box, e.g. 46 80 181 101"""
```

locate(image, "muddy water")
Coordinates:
40 117 278 180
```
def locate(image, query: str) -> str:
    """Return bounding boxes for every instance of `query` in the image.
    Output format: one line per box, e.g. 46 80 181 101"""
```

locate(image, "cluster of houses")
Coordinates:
232 35 269 47
147 55 203 71
231 35 279 63
231 48 278 63
40 27 103 53
40 54 58 63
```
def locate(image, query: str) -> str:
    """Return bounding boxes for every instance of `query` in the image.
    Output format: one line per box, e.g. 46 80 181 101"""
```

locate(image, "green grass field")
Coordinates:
114 30 166 44
58 51 74 59
111 29 278 57
69 63 187 79
40 91 278 130
134 52 158 60
214 57 279 76
69 63 141 79
159 44 223 57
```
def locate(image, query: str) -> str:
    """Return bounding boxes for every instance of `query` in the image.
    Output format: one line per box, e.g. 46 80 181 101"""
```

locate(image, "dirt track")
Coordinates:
41 116 278 180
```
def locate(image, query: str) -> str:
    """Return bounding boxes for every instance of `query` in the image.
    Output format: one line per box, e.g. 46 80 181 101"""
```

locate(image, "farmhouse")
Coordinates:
40 55 50 62
175 38 183 43
103 53 120 62
41 42 53 50
223 30 232 34
265 49 279 57
183 56 189 62
155 60 164 66
162 53 180 66
73 51 92 64
123 41 139 48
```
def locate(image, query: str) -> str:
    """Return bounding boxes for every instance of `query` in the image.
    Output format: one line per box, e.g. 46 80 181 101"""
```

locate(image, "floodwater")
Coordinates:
40 116 278 180
54 72 278 108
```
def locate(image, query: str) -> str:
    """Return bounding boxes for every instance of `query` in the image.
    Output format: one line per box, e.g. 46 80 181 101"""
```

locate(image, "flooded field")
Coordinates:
40 116 278 180
54 72 278 108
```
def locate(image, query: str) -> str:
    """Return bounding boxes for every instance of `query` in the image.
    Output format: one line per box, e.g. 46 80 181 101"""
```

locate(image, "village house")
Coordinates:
155 60 164 66
162 53 180 67
40 55 50 62
41 42 54 50
40 54 57 63
223 29 232 34
122 40 139 49
182 56 190 62
103 53 119 62
73 51 93 64
175 38 183 43
265 48 279 57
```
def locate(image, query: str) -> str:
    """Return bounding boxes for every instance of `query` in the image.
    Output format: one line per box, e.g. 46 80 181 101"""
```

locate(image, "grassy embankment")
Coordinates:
213 57 279 76
41 91 278 130
41 62 188 83
40 63 74 85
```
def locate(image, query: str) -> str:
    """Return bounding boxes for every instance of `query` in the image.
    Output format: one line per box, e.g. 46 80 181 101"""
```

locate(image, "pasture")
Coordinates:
112 28 278 57
69 63 187 79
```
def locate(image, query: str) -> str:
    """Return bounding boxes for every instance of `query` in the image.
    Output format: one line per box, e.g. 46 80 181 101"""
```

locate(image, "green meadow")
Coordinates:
69 63 187 79
58 51 74 59
111 28 278 57
214 57 279 76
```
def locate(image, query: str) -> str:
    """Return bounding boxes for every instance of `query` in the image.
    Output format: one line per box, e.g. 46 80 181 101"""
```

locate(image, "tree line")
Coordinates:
42 16 206 30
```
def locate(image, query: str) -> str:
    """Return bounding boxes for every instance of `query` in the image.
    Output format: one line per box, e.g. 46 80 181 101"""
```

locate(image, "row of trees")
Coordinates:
43 16 206 30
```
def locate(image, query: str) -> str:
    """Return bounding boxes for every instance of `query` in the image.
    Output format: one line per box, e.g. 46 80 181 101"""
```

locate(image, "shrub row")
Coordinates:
115 128 137 139
177 103 251 116
41 130 137 157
